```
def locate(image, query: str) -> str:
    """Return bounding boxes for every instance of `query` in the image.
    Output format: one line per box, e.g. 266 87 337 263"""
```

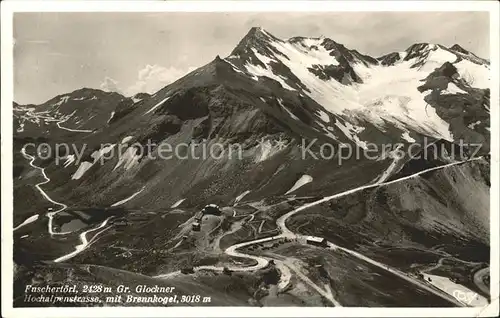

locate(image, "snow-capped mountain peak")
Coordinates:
14 27 490 155
219 28 490 146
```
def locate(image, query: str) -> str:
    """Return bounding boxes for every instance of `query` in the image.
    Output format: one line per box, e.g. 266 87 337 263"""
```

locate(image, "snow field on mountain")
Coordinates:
334 119 368 149
256 139 284 162
121 136 134 144
317 109 330 123
468 121 481 130
113 146 141 171
72 162 94 180
144 96 170 115
63 155 76 167
107 111 115 123
285 175 313 194
454 59 490 89
245 49 295 90
72 144 116 180
14 214 40 231
53 96 70 108
268 39 361 111
235 190 251 204
111 186 145 207
416 45 458 72
315 120 337 140
442 82 467 95
243 36 489 144
401 131 416 143
352 58 454 141
171 198 186 208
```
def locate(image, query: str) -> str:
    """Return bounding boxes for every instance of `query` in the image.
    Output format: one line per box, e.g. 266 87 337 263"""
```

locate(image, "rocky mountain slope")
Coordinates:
13 28 491 211
13 27 491 307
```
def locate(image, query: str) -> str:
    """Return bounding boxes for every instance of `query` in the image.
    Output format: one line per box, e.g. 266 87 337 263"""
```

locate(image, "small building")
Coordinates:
306 236 328 247
194 211 204 221
114 220 129 228
111 217 128 227
192 222 201 231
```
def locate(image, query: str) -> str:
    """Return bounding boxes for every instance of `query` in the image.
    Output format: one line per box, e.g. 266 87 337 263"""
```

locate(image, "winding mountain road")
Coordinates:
19 146 114 262
53 217 113 263
156 157 481 306
473 267 490 296
20 143 482 306
56 117 93 133
21 146 70 235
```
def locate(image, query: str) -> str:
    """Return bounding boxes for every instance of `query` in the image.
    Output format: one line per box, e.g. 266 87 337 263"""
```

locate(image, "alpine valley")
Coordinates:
13 27 491 307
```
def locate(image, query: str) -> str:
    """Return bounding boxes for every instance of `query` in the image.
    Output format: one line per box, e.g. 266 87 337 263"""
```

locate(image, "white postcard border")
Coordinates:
1 1 499 317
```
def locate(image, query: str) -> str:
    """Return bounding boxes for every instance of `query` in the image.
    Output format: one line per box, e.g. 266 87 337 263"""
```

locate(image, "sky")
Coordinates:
14 11 490 105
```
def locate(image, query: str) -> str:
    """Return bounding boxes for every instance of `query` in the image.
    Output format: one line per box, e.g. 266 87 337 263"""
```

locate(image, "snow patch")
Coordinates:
375 145 404 183
416 46 457 72
401 131 416 143
285 175 313 195
111 187 145 207
13 214 39 231
72 161 94 180
245 49 295 90
245 64 295 91
287 38 340 67
255 139 285 162
91 144 115 161
317 109 330 123
171 198 186 208
277 98 299 120
352 60 454 141
268 39 360 113
223 58 245 74
72 144 115 179
334 120 367 149
455 60 490 89
63 155 75 168
114 146 141 171
235 190 251 204
442 82 467 95
121 136 134 144
107 111 115 124
468 120 481 130
316 121 337 140
53 96 70 107
144 97 170 115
